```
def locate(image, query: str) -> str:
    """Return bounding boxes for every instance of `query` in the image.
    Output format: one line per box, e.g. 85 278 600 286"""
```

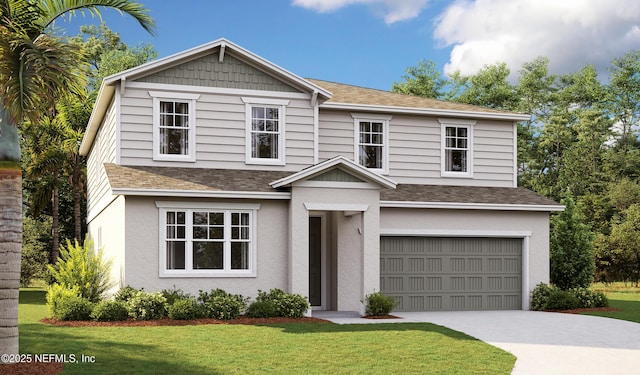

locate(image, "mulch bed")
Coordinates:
3 362 64 375
363 315 401 319
547 307 621 314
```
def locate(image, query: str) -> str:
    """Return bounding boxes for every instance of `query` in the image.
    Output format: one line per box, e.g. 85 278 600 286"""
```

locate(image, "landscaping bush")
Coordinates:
162 287 191 306
245 300 277 318
197 289 247 320
255 289 309 318
363 291 398 316
47 236 114 302
168 298 201 320
46 284 93 320
545 290 580 310
530 283 554 311
569 287 609 308
91 300 129 322
127 291 168 320
114 285 138 303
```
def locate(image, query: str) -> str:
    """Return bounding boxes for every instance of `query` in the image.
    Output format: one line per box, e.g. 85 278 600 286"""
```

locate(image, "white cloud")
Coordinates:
292 0 430 24
433 0 640 79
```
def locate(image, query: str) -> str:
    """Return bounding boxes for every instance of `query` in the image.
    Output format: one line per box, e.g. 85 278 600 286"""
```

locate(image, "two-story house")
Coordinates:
80 38 562 314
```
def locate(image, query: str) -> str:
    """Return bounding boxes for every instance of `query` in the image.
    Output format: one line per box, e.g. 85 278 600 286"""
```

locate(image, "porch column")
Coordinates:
361 200 380 314
289 189 309 305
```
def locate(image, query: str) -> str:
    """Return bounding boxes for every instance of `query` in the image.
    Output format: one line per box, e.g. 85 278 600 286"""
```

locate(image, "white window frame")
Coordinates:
242 97 289 166
352 113 391 174
150 91 200 162
439 118 475 178
156 202 260 278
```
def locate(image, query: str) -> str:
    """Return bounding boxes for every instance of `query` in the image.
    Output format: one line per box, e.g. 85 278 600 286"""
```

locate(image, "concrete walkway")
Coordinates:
313 310 640 375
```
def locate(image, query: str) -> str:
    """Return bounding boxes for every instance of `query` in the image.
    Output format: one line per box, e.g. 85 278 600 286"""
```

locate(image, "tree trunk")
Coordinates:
51 184 60 264
0 107 22 359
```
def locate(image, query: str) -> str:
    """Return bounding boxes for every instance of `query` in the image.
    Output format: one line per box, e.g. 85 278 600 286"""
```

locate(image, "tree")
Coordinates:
0 0 154 359
599 204 640 285
391 59 446 98
550 191 596 289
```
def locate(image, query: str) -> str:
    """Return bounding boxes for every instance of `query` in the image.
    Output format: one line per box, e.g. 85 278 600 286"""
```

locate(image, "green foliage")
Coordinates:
197 289 247 320
127 291 168 320
255 289 309 318
161 287 191 306
391 59 446 98
245 300 277 318
530 283 608 311
168 298 201 320
550 191 596 289
597 204 640 285
21 216 51 286
47 236 114 302
364 291 399 316
46 283 93 320
114 285 138 303
91 300 129 322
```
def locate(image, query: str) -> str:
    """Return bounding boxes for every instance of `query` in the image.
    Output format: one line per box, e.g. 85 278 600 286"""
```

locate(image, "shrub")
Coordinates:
127 291 168 320
114 286 138 303
530 283 554 311
363 291 398 316
46 284 93 320
545 289 580 310
91 300 129 322
47 236 114 302
21 216 50 287
245 300 277 318
569 287 609 308
197 289 247 320
168 298 201 320
255 289 309 318
162 288 191 306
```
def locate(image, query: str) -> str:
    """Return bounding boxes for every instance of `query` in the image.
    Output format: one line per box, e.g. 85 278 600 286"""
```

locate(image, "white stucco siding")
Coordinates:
86 97 117 221
122 197 289 299
87 195 126 295
379 208 550 305
318 110 516 187
118 86 315 171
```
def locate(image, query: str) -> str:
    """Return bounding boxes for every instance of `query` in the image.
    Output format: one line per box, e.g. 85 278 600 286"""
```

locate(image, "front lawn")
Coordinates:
18 288 515 374
584 283 640 323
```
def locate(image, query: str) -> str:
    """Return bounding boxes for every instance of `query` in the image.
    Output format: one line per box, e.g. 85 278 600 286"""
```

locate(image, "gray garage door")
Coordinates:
380 237 522 311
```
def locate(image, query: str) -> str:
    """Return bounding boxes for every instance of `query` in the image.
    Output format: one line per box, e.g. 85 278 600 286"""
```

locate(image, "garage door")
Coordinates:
380 237 522 311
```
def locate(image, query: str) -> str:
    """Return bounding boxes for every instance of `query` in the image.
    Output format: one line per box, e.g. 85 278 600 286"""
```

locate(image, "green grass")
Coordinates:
19 288 515 374
584 283 640 323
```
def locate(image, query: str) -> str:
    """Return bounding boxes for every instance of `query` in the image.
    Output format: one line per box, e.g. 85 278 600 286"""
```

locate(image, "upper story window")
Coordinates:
157 202 260 277
242 97 289 165
150 91 200 162
439 118 475 177
352 113 391 174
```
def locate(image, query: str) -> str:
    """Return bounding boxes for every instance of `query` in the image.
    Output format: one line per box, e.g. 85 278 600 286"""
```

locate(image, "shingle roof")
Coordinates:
381 184 559 206
104 164 559 208
104 164 291 192
306 78 527 117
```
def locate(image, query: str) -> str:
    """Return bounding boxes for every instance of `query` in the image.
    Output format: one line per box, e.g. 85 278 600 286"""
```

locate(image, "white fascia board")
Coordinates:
380 200 565 212
270 155 397 189
380 228 533 237
321 102 531 122
80 83 115 156
111 188 291 200
129 81 311 100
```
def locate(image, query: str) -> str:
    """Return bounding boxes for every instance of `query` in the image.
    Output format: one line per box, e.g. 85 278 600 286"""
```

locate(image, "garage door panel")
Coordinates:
381 237 522 311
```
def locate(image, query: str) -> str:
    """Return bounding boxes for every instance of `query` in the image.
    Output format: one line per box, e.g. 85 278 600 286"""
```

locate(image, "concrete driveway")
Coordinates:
314 310 640 374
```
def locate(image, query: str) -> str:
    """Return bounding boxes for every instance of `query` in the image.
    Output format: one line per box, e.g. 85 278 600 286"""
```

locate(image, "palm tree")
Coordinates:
0 0 154 360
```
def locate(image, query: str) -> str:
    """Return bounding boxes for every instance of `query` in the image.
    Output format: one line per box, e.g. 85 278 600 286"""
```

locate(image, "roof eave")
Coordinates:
111 188 291 200
320 102 531 121
79 82 115 156
380 200 565 212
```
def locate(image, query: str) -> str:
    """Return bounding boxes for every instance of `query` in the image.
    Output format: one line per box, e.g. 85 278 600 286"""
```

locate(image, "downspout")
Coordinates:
312 91 319 164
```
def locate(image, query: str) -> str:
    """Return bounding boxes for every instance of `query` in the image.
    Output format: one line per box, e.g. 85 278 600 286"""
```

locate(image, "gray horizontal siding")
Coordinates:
118 87 314 170
87 98 117 217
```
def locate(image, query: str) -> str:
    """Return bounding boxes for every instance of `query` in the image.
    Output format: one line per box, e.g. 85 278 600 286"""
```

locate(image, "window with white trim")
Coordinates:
440 118 475 177
243 97 289 165
158 203 259 277
150 91 200 162
353 114 391 173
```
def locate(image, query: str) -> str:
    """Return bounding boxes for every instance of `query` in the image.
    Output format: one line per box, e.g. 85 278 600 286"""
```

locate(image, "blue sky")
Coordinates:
57 0 640 90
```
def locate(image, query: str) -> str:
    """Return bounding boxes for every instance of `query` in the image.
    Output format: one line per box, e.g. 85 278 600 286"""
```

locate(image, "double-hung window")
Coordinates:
440 118 475 177
158 202 259 277
150 91 200 162
243 97 289 165
353 114 391 173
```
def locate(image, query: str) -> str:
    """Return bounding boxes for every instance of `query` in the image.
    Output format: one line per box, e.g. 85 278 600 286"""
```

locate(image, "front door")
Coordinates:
309 217 322 307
